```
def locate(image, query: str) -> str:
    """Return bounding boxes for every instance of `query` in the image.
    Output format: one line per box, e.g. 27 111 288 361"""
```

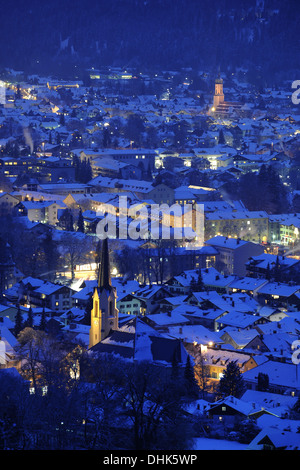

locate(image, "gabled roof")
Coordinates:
90 316 188 366
220 327 259 348
208 395 259 417
242 360 300 390
205 235 248 249
247 427 300 450
256 282 300 298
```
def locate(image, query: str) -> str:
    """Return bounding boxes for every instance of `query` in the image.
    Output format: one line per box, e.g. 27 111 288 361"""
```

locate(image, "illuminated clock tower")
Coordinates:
89 238 118 349
213 76 224 109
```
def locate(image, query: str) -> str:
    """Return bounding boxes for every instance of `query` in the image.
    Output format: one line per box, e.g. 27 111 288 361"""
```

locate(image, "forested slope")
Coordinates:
0 0 299 82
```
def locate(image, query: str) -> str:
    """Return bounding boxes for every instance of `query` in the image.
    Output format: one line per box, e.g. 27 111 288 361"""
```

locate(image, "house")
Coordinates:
61 322 91 349
204 211 269 244
165 267 234 295
0 317 18 367
89 315 189 368
129 285 171 315
158 295 188 313
142 309 191 334
186 290 259 315
0 192 19 216
245 253 300 279
71 279 98 308
167 323 223 349
199 267 236 293
117 285 172 317
204 235 265 276
89 175 175 205
29 282 75 312
255 282 300 308
60 307 86 327
15 200 66 225
247 426 300 450
18 277 45 303
168 302 225 331
219 328 260 350
207 395 266 427
117 293 147 316
0 303 19 322
227 276 269 298
245 331 297 360
79 148 156 172
268 213 300 245
215 310 267 331
90 156 143 180
17 277 75 312
254 315 300 336
196 347 258 384
241 389 299 418
242 360 300 396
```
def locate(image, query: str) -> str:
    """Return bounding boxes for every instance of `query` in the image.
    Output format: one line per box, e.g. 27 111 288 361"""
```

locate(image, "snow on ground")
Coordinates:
192 438 248 450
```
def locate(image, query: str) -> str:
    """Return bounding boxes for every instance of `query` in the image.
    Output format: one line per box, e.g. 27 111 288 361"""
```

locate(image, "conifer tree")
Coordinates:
184 355 199 397
25 306 34 328
266 262 271 280
274 255 281 282
257 372 269 392
196 269 204 291
14 304 23 337
77 208 85 233
217 361 245 398
39 306 47 331
189 276 197 292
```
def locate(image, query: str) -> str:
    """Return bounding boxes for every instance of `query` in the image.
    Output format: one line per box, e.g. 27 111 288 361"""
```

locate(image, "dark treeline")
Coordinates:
221 164 291 214
0 0 299 85
0 328 198 450
0 325 260 450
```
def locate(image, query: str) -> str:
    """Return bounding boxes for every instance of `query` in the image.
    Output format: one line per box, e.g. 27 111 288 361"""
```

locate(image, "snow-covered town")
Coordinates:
0 0 300 453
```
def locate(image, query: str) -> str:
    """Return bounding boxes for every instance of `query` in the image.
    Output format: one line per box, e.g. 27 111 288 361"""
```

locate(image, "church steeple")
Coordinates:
98 238 112 291
89 237 118 349
213 74 224 109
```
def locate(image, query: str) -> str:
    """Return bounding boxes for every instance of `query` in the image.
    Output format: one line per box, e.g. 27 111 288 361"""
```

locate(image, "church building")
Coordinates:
211 75 243 118
213 76 225 109
89 238 118 349
88 239 191 371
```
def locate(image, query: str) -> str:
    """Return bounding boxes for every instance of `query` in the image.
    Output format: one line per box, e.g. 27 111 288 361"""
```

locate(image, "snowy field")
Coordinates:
192 438 248 450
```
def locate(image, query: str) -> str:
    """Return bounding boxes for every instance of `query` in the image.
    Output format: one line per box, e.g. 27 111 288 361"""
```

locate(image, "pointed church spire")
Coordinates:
98 238 112 291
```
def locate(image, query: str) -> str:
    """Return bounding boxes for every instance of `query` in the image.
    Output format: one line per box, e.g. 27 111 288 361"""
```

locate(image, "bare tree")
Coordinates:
59 232 94 280
194 348 211 398
117 361 192 450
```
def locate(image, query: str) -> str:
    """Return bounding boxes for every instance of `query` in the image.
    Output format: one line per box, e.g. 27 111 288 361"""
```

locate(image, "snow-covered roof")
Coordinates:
91 316 189 366
168 324 223 345
220 327 259 347
208 395 260 417
256 282 300 298
229 276 268 291
243 360 300 390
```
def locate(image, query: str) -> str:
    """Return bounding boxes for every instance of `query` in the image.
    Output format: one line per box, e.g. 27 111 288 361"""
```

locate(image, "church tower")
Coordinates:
213 76 224 109
89 238 118 349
